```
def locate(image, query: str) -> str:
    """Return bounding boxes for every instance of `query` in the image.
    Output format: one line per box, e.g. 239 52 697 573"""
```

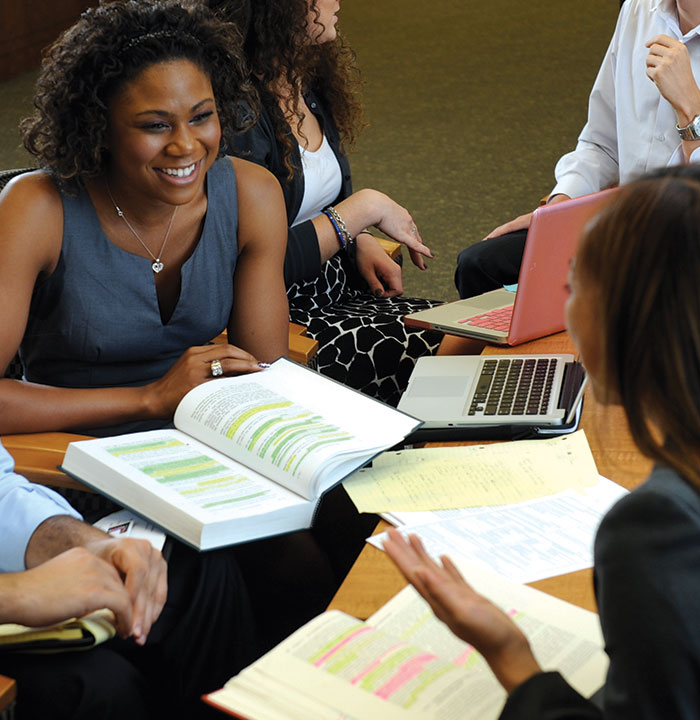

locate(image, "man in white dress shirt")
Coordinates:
455 0 700 298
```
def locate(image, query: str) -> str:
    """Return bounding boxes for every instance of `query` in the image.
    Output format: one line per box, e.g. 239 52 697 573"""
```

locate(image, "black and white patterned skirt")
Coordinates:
288 254 443 407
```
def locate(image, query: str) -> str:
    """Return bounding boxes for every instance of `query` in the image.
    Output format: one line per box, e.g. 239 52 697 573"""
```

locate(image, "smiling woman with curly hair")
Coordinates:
22 1 255 192
212 0 444 408
3 0 288 435
0 3 348 715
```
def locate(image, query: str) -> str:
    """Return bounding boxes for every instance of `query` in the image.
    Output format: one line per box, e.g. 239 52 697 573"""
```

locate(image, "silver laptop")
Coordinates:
398 354 585 441
405 189 617 345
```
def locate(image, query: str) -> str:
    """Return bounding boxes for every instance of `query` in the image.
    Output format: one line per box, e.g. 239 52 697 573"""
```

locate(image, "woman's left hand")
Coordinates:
383 528 542 693
355 232 403 298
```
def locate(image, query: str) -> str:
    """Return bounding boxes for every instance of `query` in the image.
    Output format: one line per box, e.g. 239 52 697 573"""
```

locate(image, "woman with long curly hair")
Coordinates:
386 165 700 718
211 0 444 407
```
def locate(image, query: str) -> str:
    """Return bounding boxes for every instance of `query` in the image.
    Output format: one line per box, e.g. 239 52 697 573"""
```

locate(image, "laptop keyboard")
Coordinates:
458 305 513 331
468 358 557 417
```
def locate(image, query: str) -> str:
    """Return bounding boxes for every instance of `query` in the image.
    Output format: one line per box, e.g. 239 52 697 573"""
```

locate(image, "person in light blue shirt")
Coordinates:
0 439 168 719
0 439 257 719
0 440 166 639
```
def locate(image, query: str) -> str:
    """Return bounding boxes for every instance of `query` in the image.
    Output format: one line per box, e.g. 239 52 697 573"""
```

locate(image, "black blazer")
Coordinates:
500 465 700 719
231 86 352 286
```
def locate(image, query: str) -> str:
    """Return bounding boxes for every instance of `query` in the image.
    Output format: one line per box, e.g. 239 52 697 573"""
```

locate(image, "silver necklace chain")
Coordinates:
105 182 177 274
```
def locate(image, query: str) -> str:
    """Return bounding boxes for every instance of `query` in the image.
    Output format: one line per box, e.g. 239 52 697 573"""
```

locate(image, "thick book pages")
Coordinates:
0 609 115 654
62 359 420 550
204 563 607 719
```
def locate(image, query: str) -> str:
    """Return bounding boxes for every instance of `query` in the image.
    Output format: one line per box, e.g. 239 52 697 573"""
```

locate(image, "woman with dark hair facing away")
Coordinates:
386 164 700 718
211 0 444 407
0 1 343 709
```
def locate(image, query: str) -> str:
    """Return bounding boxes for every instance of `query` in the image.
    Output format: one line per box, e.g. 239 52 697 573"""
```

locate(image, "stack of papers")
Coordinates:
343 431 628 584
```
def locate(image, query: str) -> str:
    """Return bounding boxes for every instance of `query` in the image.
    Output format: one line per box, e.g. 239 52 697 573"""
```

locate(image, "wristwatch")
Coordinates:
676 114 700 140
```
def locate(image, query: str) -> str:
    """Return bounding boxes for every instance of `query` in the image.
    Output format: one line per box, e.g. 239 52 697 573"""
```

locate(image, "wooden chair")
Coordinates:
375 236 402 261
0 675 16 720
2 432 92 489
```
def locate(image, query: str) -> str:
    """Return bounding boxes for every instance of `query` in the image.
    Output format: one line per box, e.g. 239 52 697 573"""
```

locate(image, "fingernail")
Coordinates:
258 362 271 369
374 289 384 298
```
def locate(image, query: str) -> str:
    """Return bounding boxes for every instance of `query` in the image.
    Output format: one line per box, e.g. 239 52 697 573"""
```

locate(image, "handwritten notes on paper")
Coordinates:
342 430 599 512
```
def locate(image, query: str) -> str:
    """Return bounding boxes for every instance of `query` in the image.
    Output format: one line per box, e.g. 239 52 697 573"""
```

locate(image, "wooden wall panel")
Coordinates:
0 1 94 81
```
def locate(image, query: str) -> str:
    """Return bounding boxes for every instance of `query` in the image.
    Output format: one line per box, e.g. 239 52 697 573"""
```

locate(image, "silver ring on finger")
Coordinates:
210 359 223 377
411 224 417 235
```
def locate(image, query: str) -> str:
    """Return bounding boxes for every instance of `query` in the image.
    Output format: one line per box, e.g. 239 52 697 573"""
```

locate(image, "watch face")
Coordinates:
679 115 700 141
691 116 700 140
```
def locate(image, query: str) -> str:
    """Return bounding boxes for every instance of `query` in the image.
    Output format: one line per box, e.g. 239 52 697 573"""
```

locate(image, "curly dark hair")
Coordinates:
21 0 257 192
209 0 363 179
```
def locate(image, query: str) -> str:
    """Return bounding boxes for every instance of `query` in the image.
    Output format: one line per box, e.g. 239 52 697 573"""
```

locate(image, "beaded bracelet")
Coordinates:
323 206 351 250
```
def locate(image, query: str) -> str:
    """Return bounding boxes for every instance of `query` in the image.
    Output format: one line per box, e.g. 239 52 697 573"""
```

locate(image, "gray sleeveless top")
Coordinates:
20 158 238 433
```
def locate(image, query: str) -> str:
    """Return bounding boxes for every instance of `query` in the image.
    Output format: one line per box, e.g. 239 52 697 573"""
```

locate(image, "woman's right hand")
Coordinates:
383 528 542 693
143 344 263 420
358 189 434 270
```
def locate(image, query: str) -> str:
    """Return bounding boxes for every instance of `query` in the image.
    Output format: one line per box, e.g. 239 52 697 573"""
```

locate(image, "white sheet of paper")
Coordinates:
369 475 627 583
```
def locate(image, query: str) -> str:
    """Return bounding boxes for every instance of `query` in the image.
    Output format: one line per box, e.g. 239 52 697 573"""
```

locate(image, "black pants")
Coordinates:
234 485 378 654
455 229 528 298
1 492 376 718
0 541 258 720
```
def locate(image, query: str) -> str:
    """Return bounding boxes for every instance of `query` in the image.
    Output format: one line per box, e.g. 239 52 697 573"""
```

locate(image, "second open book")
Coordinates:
62 359 421 550
204 559 608 719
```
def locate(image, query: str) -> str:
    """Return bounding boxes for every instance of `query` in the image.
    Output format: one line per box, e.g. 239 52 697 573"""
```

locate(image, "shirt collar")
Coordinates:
654 0 700 41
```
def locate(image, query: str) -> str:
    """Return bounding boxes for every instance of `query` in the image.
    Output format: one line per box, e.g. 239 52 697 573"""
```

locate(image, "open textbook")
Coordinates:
62 359 420 550
204 561 607 719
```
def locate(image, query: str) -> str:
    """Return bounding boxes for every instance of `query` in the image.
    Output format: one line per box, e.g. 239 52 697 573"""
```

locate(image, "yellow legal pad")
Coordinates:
0 609 115 653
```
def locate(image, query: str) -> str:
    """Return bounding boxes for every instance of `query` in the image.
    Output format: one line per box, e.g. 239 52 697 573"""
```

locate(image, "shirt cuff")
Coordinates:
550 176 592 201
0 478 82 572
499 671 601 719
667 144 685 167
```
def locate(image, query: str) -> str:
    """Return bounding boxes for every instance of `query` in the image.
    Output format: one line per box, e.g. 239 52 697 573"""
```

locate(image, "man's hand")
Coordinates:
646 34 700 125
482 195 570 242
86 536 167 645
0 547 132 632
24 515 167 644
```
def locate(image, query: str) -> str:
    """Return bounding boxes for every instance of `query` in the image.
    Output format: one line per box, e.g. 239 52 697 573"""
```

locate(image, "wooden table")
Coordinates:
329 331 652 618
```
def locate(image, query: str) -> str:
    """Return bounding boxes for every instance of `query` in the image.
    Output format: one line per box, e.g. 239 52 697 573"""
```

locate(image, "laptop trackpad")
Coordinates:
409 376 464 398
399 362 477 420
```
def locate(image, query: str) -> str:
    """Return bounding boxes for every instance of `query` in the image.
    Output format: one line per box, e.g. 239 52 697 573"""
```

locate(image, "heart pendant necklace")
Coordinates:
105 182 177 274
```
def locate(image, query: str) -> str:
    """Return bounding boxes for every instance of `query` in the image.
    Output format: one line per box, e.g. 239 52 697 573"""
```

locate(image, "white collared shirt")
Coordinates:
552 0 700 198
